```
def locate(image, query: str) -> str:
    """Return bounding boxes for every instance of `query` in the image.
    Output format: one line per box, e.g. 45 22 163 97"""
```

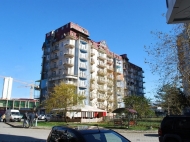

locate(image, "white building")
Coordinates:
2 77 13 99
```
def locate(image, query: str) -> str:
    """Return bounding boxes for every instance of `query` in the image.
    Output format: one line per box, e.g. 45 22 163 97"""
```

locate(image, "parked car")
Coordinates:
45 114 53 122
5 109 21 122
47 125 131 142
38 114 46 120
158 115 190 142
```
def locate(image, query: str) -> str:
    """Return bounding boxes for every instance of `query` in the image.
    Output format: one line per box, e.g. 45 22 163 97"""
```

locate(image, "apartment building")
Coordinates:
40 22 144 112
121 54 145 97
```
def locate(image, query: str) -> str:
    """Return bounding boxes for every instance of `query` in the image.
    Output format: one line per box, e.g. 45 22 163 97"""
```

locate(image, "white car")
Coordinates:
38 114 46 120
45 114 53 122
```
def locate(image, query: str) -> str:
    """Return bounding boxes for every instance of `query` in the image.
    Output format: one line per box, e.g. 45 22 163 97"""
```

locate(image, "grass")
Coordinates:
35 117 163 131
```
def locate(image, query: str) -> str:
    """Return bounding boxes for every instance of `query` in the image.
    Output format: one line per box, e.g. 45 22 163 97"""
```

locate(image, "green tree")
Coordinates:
155 84 190 115
42 82 85 122
123 95 151 119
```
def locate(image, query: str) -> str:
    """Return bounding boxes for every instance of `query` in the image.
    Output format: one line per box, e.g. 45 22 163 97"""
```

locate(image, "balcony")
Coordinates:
79 63 87 70
116 70 122 75
79 54 87 61
107 75 113 79
65 33 75 40
97 86 105 92
91 58 95 64
51 46 59 52
107 59 113 65
79 84 87 89
97 78 106 84
90 67 95 73
98 103 105 110
64 51 74 58
117 91 122 96
90 84 95 90
97 94 105 102
98 62 106 68
79 73 87 79
117 76 123 81
50 65 58 70
107 81 113 87
108 97 114 102
91 49 95 56
50 55 59 61
63 60 74 67
64 41 75 49
91 76 95 81
107 66 113 72
107 89 113 94
117 98 123 103
65 80 77 86
98 54 106 60
117 83 122 88
90 93 95 100
79 44 87 52
97 70 106 76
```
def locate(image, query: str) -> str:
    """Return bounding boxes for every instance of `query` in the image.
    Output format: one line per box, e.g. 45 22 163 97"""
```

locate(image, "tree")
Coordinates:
42 82 85 122
123 95 151 119
155 84 190 115
144 23 190 89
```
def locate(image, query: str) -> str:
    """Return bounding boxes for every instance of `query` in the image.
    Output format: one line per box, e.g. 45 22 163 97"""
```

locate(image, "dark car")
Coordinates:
47 125 131 142
158 115 190 142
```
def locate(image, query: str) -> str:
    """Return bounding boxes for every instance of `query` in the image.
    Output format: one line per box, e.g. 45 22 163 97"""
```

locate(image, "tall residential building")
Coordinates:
121 54 145 97
40 22 144 111
2 77 13 99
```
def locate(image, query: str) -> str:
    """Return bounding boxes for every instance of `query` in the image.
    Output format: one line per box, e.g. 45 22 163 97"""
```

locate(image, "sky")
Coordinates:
0 0 174 100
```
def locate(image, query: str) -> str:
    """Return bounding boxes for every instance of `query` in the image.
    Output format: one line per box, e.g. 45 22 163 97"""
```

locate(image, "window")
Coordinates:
60 51 63 56
59 60 62 66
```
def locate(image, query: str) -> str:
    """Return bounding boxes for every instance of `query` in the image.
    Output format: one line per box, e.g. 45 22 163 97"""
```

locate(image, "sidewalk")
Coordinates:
5 122 157 133
6 122 52 130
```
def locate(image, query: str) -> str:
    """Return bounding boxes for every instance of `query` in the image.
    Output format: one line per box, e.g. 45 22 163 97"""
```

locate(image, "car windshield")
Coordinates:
11 112 20 115
83 131 130 142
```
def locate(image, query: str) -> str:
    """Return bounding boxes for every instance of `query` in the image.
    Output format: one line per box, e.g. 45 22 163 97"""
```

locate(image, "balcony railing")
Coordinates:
97 95 105 102
98 62 106 68
90 84 95 90
50 65 58 70
63 60 74 67
98 54 106 60
97 78 106 84
64 51 74 58
91 67 95 73
97 70 106 76
91 58 95 64
64 40 75 48
79 54 87 60
117 76 123 81
107 66 113 72
51 46 59 52
50 55 59 61
79 63 87 69
97 86 105 92
79 84 87 88
91 49 95 56
107 59 113 64
79 73 86 79
79 44 87 52
90 93 95 100
65 81 77 86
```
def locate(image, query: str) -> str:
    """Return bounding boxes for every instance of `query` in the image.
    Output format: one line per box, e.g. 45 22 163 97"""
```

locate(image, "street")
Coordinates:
0 122 159 142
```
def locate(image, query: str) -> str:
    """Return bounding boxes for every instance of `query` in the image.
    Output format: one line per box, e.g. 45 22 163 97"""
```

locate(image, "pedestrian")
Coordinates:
1 114 6 122
23 112 28 128
28 112 35 127
34 112 38 127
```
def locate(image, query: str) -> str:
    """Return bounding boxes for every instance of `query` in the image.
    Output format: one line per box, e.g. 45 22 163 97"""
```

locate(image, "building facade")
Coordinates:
40 22 144 112
121 54 145 97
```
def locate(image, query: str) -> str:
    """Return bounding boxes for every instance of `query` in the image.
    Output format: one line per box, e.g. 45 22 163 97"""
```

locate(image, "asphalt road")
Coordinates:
0 122 159 142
